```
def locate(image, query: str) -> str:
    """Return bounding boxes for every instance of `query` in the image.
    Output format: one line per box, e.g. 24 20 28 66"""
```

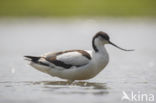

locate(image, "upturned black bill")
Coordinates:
108 41 134 51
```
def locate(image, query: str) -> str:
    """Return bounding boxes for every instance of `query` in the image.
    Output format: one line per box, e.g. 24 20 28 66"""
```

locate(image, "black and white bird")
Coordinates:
24 31 133 82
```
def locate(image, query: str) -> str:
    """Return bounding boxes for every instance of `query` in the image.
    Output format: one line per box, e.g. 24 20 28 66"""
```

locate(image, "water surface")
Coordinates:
0 18 156 103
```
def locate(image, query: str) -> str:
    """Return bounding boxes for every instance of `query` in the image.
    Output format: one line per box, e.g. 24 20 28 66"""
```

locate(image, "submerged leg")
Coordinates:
67 80 74 84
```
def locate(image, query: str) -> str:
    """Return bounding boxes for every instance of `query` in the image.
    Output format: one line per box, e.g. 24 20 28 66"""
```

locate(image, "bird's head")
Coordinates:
92 31 134 52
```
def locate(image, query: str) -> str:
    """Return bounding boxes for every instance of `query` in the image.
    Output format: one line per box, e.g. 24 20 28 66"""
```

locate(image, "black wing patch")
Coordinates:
48 58 83 69
24 56 50 67
45 56 86 69
47 57 72 69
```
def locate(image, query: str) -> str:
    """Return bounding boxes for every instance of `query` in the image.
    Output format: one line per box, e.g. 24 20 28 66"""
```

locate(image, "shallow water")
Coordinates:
0 18 156 103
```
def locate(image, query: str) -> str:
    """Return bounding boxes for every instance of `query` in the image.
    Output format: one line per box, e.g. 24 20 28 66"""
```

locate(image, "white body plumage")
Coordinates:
30 49 109 81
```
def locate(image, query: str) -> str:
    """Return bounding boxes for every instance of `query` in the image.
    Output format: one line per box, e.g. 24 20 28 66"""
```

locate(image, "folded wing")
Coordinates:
45 50 92 69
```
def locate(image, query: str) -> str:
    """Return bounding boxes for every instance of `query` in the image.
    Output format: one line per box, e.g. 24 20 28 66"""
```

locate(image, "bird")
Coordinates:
24 31 133 82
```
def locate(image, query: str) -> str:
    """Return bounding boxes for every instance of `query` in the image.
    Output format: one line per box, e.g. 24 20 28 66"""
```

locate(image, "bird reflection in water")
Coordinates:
32 81 109 95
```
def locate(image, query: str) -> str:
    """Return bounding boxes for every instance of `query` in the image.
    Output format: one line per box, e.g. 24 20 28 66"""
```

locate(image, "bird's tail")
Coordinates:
24 56 41 62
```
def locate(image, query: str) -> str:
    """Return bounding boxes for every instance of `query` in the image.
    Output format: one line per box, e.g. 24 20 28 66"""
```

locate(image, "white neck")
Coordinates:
92 38 108 53
91 39 109 74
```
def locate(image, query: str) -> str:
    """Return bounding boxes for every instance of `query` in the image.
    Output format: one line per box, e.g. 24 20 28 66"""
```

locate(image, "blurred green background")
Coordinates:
0 0 156 17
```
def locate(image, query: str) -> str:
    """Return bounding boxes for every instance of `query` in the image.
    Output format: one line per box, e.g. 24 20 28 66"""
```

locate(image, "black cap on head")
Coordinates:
95 31 110 41
92 31 110 52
